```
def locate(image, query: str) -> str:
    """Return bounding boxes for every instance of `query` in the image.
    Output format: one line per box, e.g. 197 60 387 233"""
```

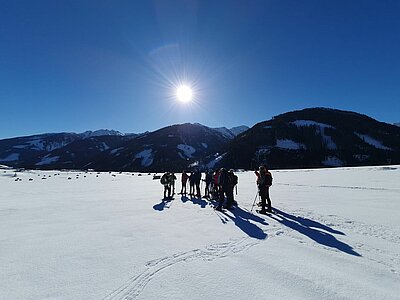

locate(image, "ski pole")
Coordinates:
251 190 259 212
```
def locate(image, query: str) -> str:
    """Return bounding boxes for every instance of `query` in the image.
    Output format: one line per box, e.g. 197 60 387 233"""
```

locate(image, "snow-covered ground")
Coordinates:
1 166 399 299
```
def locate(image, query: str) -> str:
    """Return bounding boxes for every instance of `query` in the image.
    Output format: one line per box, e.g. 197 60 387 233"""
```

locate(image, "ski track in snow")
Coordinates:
277 182 400 192
102 237 262 300
103 205 400 299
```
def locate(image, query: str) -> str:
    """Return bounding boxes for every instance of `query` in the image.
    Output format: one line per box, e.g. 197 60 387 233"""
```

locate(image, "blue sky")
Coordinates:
1 0 399 139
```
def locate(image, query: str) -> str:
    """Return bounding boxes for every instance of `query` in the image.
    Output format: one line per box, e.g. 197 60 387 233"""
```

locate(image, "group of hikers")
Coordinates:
160 165 273 215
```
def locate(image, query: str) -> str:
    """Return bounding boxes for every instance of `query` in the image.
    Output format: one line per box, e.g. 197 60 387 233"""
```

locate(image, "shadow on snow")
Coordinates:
189 195 208 208
153 198 174 211
153 196 358 256
180 195 208 208
219 206 268 240
270 208 361 257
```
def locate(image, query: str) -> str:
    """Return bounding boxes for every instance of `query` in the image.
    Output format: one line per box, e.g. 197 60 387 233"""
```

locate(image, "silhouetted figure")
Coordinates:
193 169 202 198
216 168 234 210
229 169 238 206
204 171 213 198
180 170 189 194
160 172 171 199
212 169 220 200
189 172 195 196
255 165 273 214
169 172 177 196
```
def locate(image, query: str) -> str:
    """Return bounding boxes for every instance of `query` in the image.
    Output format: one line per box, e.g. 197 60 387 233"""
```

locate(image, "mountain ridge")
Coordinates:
1 108 399 171
218 108 400 170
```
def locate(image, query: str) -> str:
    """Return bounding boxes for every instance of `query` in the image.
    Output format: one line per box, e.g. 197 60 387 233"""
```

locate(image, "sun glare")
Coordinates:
176 85 193 103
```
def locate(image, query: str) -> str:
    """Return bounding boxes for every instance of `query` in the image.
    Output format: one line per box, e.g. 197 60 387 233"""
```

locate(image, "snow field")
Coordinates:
0 166 399 299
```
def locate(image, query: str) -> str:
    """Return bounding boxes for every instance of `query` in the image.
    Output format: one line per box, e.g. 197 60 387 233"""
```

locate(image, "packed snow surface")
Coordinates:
322 156 343 167
206 153 226 169
276 139 306 150
134 149 154 167
291 120 333 129
292 120 337 150
354 133 392 151
1 166 400 299
177 144 196 158
35 155 60 166
98 142 110 151
110 147 124 155
12 138 70 151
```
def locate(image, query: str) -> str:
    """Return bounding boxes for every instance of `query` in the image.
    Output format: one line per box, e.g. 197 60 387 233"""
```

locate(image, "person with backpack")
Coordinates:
192 169 202 198
189 171 195 196
204 170 213 198
255 165 273 214
229 169 238 206
169 172 177 196
216 168 234 211
180 170 189 194
160 172 171 199
212 169 220 200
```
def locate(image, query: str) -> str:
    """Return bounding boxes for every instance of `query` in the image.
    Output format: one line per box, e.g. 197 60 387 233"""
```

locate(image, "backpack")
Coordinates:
258 171 272 187
205 173 213 184
160 174 168 185
217 170 226 186
232 174 238 186
219 169 232 187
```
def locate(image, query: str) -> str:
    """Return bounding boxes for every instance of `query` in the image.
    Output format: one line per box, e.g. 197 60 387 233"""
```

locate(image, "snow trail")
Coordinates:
103 237 260 299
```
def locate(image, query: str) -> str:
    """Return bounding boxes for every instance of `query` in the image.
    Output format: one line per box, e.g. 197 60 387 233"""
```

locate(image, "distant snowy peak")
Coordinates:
80 129 124 138
229 125 249 136
213 127 235 139
212 126 249 139
395 122 400 127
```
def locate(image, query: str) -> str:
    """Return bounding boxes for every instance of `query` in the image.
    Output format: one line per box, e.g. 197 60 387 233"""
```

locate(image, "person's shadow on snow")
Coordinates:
153 198 173 211
270 208 361 256
189 195 208 208
219 206 268 240
181 195 190 203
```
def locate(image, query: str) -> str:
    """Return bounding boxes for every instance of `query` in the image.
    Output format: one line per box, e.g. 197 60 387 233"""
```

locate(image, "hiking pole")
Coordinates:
250 190 259 212
235 185 238 195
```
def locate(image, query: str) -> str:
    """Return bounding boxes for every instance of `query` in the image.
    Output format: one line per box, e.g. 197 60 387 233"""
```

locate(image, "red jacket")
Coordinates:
181 172 189 183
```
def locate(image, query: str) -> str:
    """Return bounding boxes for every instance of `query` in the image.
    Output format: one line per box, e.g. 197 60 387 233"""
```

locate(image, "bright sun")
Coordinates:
176 85 193 103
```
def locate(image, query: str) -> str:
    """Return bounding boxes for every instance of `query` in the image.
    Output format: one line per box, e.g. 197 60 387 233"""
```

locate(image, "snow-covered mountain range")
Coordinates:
79 129 125 138
0 124 248 171
220 108 400 169
212 125 249 139
1 108 399 171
